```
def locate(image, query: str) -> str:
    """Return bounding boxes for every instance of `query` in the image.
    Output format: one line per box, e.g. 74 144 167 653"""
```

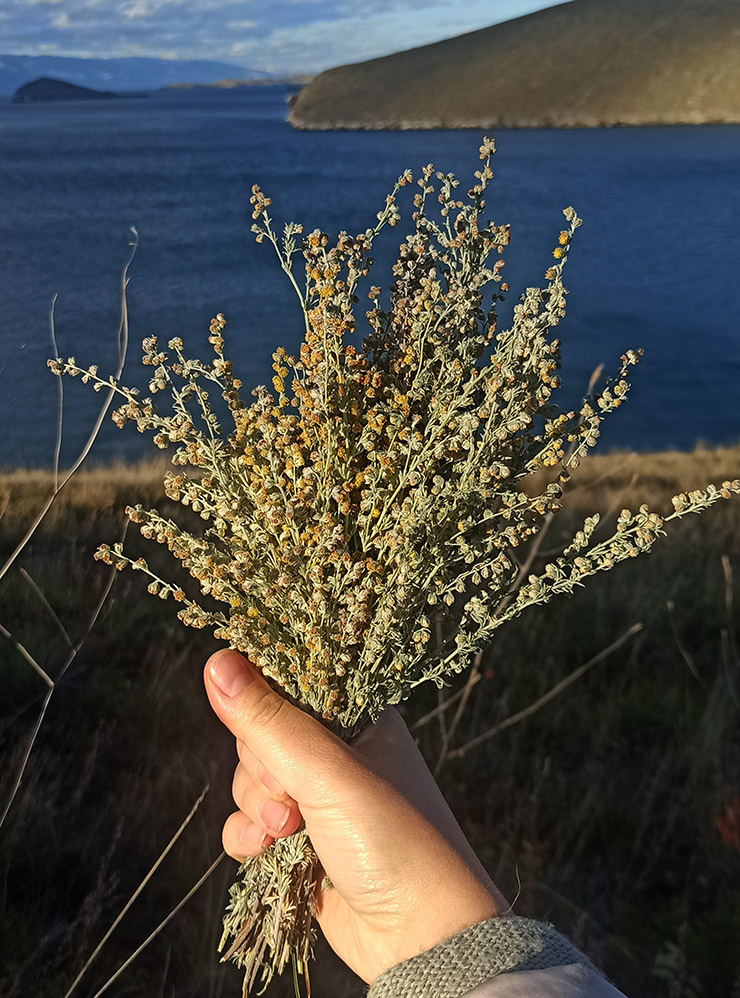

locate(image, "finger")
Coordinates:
237 739 289 798
222 810 273 862
232 762 302 838
205 649 353 804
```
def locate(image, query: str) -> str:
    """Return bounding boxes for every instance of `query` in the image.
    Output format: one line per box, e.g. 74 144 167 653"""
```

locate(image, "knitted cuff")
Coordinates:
366 915 599 998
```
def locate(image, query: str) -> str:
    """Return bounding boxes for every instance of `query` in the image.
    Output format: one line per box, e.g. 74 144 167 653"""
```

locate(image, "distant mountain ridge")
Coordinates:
0 55 260 96
289 0 740 129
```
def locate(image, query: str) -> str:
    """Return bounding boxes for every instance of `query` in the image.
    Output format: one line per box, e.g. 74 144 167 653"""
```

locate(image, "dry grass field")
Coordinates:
1 444 739 997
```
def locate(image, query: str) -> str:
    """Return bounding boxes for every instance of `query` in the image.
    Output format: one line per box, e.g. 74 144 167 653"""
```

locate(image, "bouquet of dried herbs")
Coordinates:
49 139 740 994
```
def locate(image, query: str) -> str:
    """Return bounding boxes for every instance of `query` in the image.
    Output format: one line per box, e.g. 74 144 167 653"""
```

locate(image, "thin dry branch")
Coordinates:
87 852 226 998
0 621 53 687
446 622 643 760
666 598 706 688
411 672 482 732
721 554 738 704
50 292 63 491
63 784 210 998
494 512 555 618
0 685 53 831
0 228 137 587
433 649 483 777
20 566 74 650
0 522 126 832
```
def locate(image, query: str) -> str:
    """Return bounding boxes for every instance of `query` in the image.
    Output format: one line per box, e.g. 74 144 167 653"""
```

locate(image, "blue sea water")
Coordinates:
0 86 739 468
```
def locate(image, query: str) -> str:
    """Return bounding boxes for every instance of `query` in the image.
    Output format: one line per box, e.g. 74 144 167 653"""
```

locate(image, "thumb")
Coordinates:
204 648 347 804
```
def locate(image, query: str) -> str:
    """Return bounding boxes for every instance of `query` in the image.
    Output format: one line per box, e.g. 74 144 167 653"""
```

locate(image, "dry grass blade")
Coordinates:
494 512 555 618
447 622 643 760
0 621 53 687
20 567 74 650
0 686 53 831
720 554 738 703
411 672 482 731
0 623 54 831
666 599 706 688
433 649 483 777
0 522 126 832
87 852 226 998
62 784 210 998
0 228 137 587
50 292 63 492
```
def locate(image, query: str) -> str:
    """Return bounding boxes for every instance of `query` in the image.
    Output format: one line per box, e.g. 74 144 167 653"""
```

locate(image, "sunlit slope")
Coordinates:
289 0 740 129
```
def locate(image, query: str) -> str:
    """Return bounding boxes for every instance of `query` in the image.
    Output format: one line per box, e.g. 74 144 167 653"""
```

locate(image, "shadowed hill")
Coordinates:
289 0 740 129
12 77 122 104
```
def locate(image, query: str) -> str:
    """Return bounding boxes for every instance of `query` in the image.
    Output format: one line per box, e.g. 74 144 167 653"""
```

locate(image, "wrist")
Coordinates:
382 880 502 980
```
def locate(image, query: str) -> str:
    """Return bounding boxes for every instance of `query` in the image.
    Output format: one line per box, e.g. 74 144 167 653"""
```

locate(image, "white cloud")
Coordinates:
121 0 184 19
122 0 154 18
228 19 257 29
51 10 71 28
226 8 460 72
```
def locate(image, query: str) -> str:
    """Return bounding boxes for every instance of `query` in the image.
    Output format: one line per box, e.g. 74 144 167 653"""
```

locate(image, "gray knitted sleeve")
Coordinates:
366 915 605 998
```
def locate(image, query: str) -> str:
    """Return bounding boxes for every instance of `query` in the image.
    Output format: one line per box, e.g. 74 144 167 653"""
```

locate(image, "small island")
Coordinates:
12 77 128 104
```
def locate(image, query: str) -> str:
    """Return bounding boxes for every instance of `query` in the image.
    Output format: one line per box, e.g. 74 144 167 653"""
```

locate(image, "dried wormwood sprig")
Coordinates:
49 138 740 994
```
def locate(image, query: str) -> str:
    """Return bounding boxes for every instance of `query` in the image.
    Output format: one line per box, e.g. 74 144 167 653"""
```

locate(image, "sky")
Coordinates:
2 0 571 75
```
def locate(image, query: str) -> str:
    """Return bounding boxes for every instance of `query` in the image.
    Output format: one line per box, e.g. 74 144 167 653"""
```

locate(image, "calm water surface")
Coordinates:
1 87 739 467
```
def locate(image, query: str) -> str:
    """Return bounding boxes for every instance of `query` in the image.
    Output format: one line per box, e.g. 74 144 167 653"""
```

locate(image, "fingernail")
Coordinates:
259 798 291 835
209 650 255 699
241 822 269 850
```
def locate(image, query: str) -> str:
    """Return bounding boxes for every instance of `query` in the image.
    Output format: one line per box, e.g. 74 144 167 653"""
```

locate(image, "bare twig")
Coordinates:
564 454 634 497
0 523 126 831
20 567 74 650
50 292 63 492
411 672 482 732
0 686 53 831
666 599 706 688
0 229 137 587
433 648 483 777
494 512 554 617
88 853 226 998
434 615 448 744
63 785 210 998
585 363 604 398
721 554 738 704
0 622 53 687
446 623 643 760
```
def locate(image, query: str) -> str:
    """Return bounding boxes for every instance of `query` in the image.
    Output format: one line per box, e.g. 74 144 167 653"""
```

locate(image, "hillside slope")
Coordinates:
289 0 740 129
